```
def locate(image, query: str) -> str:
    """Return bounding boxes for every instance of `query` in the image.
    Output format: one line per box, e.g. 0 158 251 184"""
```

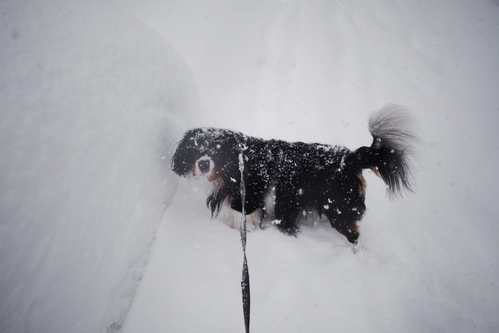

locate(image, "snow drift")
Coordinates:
0 0 197 332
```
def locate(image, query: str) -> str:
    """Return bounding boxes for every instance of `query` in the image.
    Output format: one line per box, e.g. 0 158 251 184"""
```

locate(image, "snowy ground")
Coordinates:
114 0 499 332
1 0 498 332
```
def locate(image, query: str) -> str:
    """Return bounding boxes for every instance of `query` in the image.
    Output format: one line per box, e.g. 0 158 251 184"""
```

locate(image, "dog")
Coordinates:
171 104 419 244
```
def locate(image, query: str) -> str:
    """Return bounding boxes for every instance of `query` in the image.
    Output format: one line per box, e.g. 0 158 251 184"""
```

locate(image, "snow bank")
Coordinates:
0 1 197 332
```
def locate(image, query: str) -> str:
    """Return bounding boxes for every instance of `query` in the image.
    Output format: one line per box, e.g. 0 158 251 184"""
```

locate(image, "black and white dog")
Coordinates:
171 104 419 244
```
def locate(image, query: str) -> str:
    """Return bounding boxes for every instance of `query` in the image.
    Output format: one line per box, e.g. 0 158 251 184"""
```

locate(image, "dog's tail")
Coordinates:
352 104 420 198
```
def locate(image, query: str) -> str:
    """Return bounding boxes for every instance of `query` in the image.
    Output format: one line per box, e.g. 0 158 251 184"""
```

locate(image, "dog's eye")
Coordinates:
198 160 210 173
208 146 219 155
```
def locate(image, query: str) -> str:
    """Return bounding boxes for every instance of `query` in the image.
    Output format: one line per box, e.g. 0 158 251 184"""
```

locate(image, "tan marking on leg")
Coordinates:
356 171 367 199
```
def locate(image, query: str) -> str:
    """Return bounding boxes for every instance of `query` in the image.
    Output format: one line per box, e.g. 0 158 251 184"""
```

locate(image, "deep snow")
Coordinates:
115 0 499 332
1 0 498 332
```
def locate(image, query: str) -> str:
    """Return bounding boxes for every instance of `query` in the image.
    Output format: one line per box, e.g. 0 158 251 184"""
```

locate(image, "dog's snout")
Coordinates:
198 159 210 173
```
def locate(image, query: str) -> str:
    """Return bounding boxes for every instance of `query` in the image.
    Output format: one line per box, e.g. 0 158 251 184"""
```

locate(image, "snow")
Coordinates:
1 0 499 332
115 0 499 332
0 0 197 332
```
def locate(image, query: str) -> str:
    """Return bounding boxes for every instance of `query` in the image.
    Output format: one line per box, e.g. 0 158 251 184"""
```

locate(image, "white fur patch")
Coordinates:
216 200 260 232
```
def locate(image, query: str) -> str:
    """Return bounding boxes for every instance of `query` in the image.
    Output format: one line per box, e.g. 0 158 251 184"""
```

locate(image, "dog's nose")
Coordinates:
198 159 210 173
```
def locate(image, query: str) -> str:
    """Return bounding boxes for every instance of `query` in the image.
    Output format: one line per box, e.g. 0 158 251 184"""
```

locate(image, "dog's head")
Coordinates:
171 128 240 183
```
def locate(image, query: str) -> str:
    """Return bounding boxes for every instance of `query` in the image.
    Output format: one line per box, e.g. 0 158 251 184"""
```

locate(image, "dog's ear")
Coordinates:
171 130 204 176
171 143 194 176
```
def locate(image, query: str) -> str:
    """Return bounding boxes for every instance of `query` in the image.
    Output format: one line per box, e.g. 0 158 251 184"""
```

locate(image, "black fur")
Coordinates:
171 104 419 244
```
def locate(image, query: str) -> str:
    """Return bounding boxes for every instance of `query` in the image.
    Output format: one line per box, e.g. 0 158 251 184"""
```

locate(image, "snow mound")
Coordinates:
0 0 197 332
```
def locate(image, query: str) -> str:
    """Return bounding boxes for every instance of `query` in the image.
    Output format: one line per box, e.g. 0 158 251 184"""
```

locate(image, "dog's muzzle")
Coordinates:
198 159 210 174
193 155 214 179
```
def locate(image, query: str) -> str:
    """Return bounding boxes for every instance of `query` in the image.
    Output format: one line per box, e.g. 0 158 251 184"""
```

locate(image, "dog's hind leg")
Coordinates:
323 177 366 244
329 217 360 244
322 199 361 243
